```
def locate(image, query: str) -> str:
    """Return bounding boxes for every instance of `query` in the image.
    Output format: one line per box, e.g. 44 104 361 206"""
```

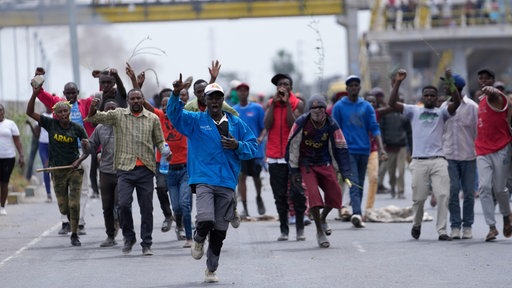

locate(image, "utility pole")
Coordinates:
68 0 80 88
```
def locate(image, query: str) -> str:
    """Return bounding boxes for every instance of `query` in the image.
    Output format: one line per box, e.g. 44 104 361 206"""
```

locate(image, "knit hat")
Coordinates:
307 95 327 110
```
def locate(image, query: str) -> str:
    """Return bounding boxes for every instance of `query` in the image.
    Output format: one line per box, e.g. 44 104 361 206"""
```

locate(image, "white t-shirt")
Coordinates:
403 104 451 158
0 118 20 158
38 112 51 144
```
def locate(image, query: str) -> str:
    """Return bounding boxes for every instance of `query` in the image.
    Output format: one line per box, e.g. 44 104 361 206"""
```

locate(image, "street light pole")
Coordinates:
67 0 80 88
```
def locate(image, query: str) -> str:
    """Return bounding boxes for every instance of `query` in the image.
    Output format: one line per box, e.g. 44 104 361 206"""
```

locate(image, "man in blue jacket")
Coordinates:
332 75 387 228
167 76 258 283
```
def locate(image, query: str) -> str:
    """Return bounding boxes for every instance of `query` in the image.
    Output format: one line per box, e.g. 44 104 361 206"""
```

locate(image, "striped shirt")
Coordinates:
441 95 478 161
86 107 165 173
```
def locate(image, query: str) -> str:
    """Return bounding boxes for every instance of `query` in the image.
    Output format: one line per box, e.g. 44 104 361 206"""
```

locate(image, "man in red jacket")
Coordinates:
264 73 305 241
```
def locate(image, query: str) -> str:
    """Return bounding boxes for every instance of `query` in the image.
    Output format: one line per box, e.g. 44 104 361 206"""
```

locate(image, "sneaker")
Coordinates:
58 222 71 235
183 239 193 248
161 217 173 232
240 209 249 218
296 230 306 241
70 233 81 246
175 228 186 241
321 222 332 236
122 238 136 254
191 240 204 260
462 227 473 239
100 237 117 247
317 232 330 248
411 225 421 239
0 207 6 216
288 215 296 225
351 214 365 228
337 207 351 222
256 196 266 215
142 246 154 256
231 210 240 228
438 234 452 241
304 216 312 226
204 269 219 283
78 225 87 235
46 196 52 203
450 228 461 240
486 226 499 242
277 233 288 241
503 214 512 238
90 193 99 199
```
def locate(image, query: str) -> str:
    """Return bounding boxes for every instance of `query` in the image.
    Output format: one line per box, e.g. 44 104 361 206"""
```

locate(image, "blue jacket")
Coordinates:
332 96 381 155
166 92 257 190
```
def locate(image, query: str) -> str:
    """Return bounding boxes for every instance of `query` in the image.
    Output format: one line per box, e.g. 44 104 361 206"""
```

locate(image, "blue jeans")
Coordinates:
349 153 369 215
447 159 475 228
166 167 192 239
38 142 51 196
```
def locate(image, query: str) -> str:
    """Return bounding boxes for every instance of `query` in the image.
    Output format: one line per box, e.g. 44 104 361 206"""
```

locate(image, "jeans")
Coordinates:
447 159 475 229
167 167 192 239
348 153 369 215
38 142 51 196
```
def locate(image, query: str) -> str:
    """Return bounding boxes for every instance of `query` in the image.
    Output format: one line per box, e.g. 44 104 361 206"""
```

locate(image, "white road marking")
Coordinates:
0 223 60 268
352 241 366 253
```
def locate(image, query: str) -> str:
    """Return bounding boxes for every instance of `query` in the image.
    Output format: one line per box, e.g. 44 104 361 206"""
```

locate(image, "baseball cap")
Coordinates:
440 74 466 89
271 73 293 86
204 83 224 96
494 81 505 89
236 82 250 90
477 68 495 79
345 75 361 85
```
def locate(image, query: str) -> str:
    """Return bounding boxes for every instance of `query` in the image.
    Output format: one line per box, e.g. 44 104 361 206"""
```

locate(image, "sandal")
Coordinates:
317 232 330 248
321 222 332 236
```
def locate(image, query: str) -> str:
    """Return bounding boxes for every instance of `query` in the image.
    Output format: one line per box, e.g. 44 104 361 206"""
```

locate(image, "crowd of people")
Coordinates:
1 60 512 283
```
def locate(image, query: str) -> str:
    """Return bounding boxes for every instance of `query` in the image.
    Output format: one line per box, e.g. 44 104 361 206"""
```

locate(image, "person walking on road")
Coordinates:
388 68 460 241
26 87 90 246
0 104 24 216
286 95 351 248
332 75 387 228
167 78 257 283
86 89 171 256
440 74 478 240
233 82 267 217
264 73 306 241
474 68 512 242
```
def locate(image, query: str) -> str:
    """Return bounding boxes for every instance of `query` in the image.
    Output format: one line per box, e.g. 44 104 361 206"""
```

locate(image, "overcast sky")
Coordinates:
0 12 369 103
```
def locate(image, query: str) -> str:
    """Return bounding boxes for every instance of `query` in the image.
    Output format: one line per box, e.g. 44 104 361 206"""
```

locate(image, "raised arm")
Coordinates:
126 63 141 90
110 68 127 99
444 69 462 115
388 69 406 113
208 60 221 84
26 86 42 122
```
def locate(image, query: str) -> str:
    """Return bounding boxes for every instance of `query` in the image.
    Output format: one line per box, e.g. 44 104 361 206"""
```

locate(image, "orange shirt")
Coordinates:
154 108 188 165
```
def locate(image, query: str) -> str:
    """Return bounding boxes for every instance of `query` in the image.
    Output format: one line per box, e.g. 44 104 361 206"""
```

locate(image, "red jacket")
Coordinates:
266 92 300 159
37 88 95 136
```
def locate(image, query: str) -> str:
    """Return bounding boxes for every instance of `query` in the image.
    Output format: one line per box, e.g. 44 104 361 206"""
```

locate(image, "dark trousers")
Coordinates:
100 172 118 238
90 152 100 194
268 163 305 235
155 162 173 219
117 166 154 248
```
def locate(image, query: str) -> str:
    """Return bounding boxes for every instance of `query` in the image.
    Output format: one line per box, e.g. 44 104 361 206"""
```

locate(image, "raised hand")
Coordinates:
209 60 221 83
396 69 407 81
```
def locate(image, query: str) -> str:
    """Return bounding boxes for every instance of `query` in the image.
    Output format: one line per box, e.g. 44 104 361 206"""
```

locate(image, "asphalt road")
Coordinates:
0 170 510 288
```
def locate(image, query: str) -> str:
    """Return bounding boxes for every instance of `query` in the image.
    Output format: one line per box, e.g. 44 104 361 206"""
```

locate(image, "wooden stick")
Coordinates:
35 165 75 172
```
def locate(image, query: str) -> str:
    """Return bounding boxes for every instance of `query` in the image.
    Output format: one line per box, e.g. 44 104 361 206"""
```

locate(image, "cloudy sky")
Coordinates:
0 12 369 103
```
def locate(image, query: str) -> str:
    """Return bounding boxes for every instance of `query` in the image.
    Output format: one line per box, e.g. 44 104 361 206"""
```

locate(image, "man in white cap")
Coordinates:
332 75 387 228
167 77 258 283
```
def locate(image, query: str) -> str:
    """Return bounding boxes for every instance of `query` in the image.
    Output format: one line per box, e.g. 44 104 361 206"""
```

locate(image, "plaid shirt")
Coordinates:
86 107 165 173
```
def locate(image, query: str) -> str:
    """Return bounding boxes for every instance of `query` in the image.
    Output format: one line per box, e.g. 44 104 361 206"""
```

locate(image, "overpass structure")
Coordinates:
0 0 373 91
